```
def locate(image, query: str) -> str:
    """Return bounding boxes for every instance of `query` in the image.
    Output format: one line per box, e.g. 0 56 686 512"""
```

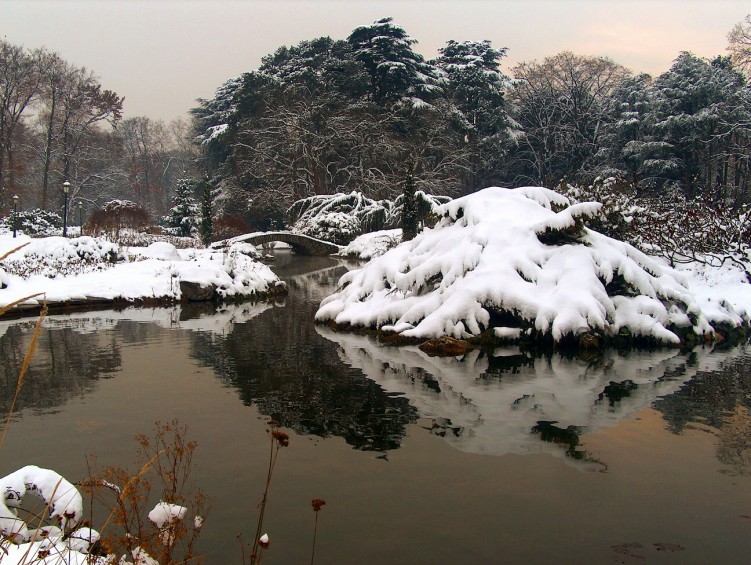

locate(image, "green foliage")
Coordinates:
163 178 199 237
0 208 62 235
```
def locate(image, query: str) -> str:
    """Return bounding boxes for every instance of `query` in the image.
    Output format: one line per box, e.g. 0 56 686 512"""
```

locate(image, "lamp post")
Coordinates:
78 201 83 235
12 194 18 238
62 180 70 237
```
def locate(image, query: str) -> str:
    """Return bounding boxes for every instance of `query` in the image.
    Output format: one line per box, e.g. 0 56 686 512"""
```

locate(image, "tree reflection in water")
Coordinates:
188 254 419 452
0 250 749 474
0 318 122 416
654 351 751 476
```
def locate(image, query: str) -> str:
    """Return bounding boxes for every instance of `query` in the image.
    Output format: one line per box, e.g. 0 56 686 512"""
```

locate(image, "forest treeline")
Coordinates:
4 16 751 230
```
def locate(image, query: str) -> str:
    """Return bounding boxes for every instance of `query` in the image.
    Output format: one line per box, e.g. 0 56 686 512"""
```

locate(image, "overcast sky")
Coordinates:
2 0 749 122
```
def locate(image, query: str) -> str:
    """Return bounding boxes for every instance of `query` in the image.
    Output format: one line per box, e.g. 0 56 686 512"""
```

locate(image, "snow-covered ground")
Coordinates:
0 233 285 313
318 186 751 345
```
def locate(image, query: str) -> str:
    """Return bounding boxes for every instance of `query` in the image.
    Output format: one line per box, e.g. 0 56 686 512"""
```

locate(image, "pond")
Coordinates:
0 250 750 564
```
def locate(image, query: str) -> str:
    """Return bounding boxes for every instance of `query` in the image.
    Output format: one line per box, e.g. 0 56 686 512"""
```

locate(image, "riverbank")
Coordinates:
0 233 286 318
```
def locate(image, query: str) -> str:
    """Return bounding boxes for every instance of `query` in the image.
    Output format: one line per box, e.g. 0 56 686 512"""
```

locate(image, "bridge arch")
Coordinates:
212 231 341 256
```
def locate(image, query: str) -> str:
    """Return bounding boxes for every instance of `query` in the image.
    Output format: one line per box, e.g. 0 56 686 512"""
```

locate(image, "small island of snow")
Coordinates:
316 186 747 346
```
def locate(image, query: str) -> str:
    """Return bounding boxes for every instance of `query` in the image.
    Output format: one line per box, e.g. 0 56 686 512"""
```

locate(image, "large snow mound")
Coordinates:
316 186 742 344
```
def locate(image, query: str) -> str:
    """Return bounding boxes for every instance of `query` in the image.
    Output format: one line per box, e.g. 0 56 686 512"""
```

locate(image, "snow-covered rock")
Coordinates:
316 186 746 345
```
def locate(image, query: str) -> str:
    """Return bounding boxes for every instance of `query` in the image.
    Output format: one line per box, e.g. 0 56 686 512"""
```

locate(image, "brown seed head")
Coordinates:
271 430 290 447
311 498 326 512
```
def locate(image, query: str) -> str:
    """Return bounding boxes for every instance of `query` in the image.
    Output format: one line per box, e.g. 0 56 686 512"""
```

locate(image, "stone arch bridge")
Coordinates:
211 231 341 256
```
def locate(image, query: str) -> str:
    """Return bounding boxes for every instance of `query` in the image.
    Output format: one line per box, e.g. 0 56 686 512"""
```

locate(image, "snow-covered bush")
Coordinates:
83 420 206 564
2 236 124 278
0 465 105 564
0 424 206 564
288 190 450 245
564 179 751 277
0 209 62 236
340 229 402 260
297 211 362 245
317 186 745 346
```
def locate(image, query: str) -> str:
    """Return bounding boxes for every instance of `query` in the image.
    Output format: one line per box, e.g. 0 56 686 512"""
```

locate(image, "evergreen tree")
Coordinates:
650 52 747 197
164 177 199 236
434 40 511 191
347 17 442 106
200 174 213 246
401 171 418 240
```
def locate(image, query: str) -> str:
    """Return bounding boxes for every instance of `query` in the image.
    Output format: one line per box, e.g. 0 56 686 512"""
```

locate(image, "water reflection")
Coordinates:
1 251 750 473
0 301 273 418
317 327 751 469
654 352 751 476
187 256 419 451
0 319 121 416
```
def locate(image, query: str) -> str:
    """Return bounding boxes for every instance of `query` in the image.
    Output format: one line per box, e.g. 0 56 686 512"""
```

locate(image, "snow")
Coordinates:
316 186 745 344
0 233 284 312
0 465 83 541
0 465 199 563
148 502 187 529
340 229 402 260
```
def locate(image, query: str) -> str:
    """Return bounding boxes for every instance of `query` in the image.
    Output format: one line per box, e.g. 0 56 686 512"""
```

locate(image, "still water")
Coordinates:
0 251 750 564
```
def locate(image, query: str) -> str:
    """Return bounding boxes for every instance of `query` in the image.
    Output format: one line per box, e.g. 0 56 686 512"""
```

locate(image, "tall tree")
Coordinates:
435 39 511 192
347 17 442 107
728 14 751 73
507 51 630 186
0 41 46 208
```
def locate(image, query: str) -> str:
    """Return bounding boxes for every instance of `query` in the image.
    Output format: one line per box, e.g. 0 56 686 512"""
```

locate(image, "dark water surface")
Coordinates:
0 250 750 563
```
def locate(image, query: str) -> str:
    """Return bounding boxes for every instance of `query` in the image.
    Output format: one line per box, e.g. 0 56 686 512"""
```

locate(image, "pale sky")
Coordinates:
2 0 749 122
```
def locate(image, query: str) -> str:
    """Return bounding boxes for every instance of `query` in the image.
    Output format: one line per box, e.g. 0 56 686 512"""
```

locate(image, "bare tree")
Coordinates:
508 51 630 186
728 14 751 72
0 41 47 208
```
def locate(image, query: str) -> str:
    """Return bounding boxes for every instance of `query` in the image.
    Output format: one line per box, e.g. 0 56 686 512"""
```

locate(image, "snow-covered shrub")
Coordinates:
0 209 62 236
83 420 206 564
0 465 108 564
297 211 362 245
317 186 743 346
288 192 386 244
2 236 124 278
89 200 149 240
384 190 452 231
117 230 199 249
288 190 451 245
340 229 402 260
565 180 751 277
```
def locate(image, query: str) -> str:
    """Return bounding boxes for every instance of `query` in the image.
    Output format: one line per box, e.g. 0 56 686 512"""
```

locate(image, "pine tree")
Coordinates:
164 178 199 237
402 171 418 240
200 174 213 246
347 17 442 106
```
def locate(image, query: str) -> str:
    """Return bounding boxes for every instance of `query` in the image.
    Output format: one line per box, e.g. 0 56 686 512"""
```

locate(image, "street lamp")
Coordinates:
78 201 83 235
62 180 70 237
12 194 18 238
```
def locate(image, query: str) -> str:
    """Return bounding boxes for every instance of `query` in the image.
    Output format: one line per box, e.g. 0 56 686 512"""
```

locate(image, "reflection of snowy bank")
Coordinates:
316 326 740 461
0 301 274 340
